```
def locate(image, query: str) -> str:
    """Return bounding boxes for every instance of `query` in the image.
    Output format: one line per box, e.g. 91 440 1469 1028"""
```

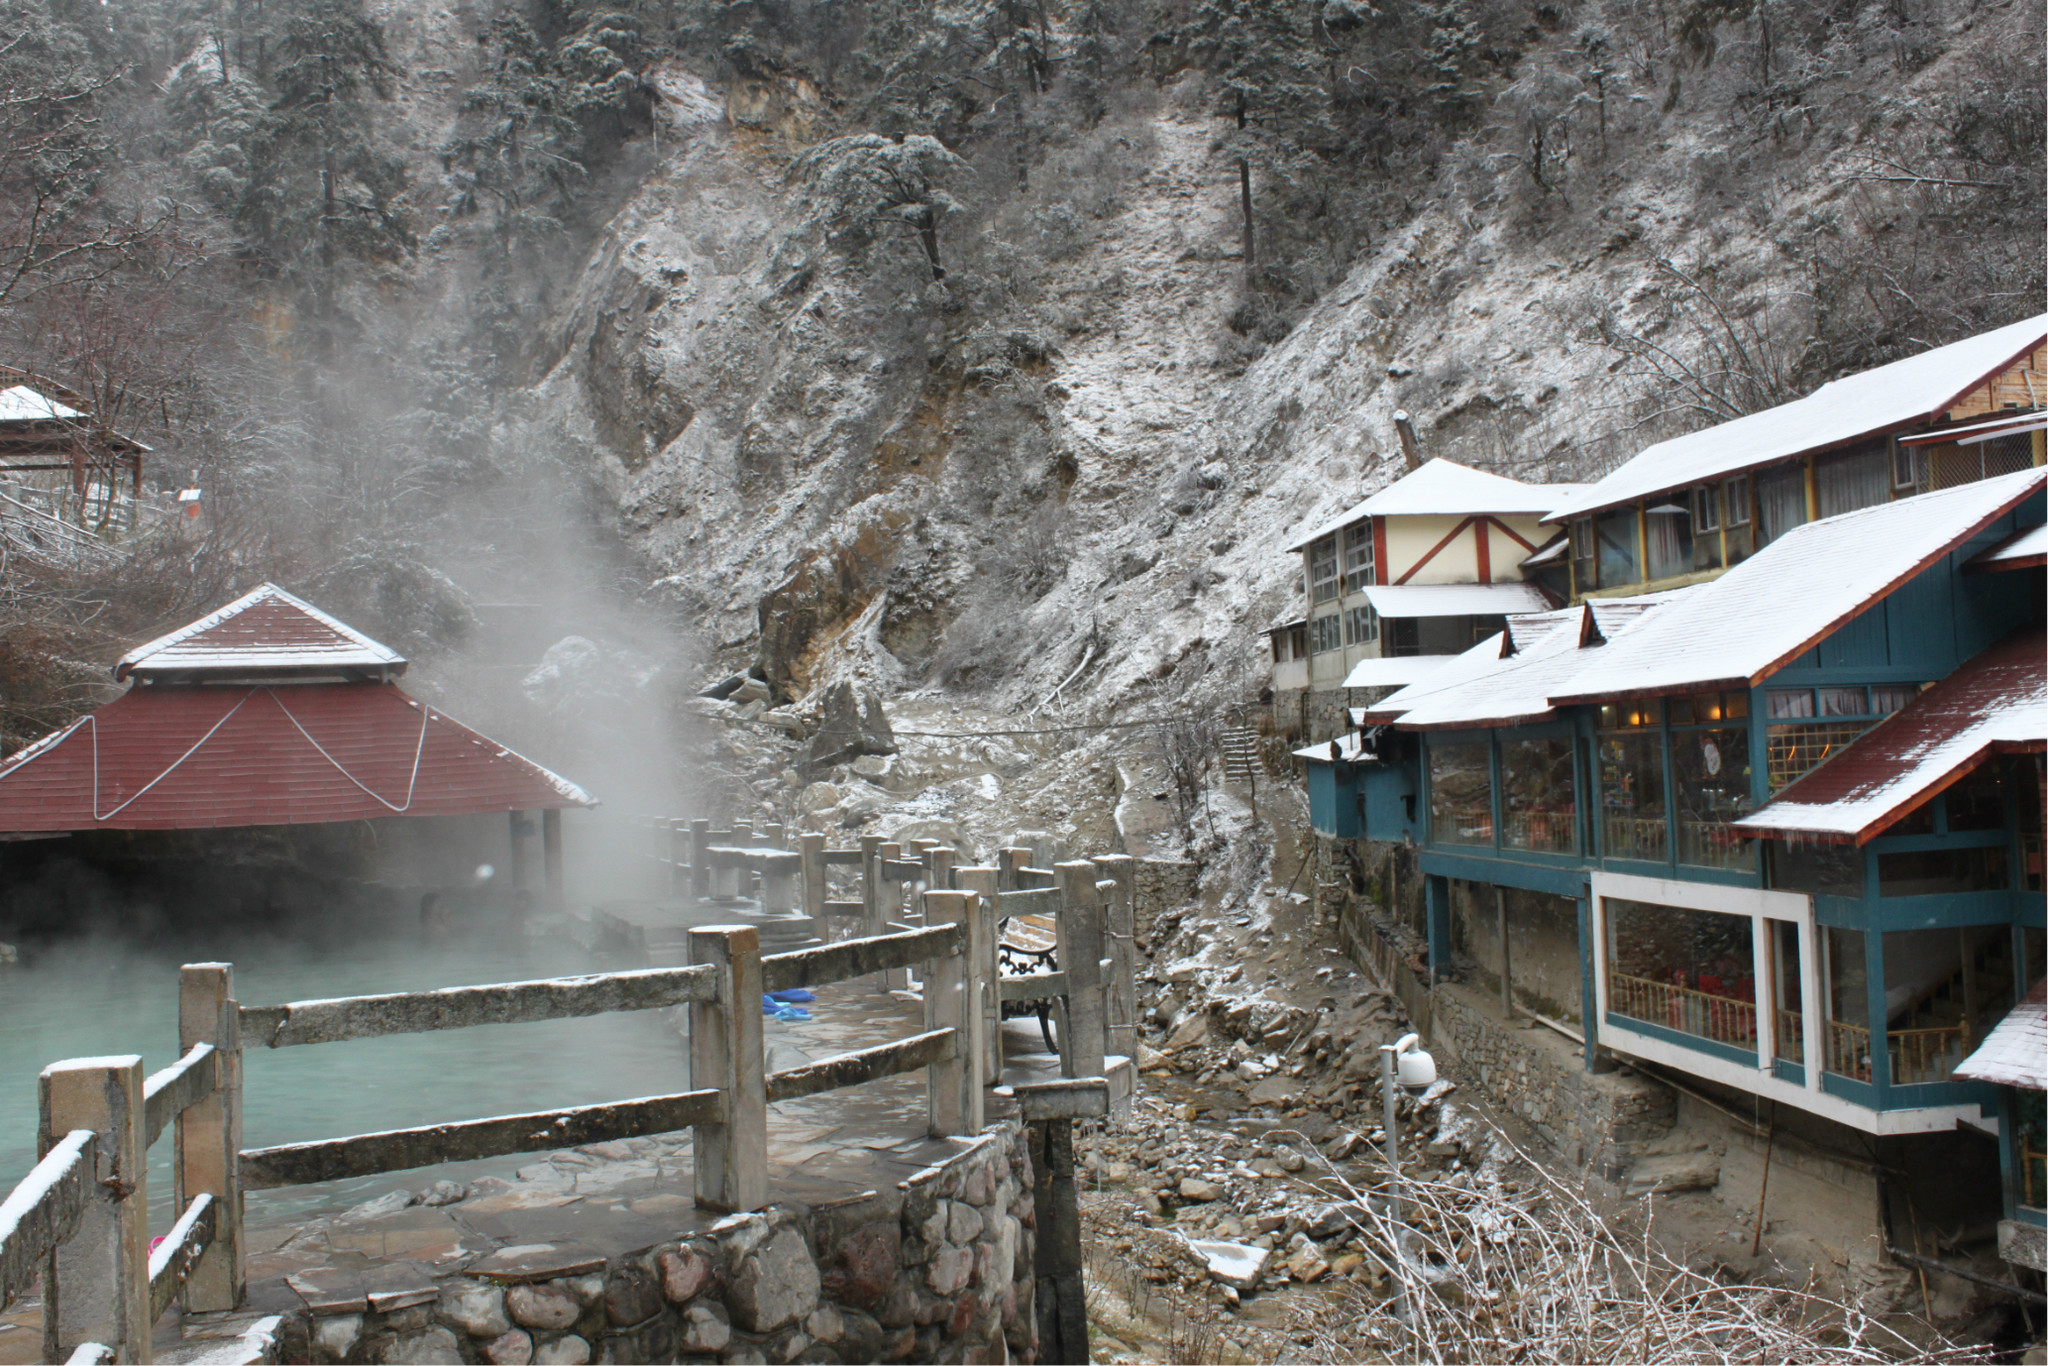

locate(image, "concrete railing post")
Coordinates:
669 820 690 896
688 926 767 1212
177 963 243 1315
798 833 826 919
929 846 954 893
1054 862 1107 1080
761 858 797 917
1094 856 1138 1063
997 848 1028 893
878 841 907 988
956 866 1003 1081
40 1056 147 1363
689 819 712 900
731 821 755 898
859 835 884 939
922 890 982 1136
765 821 785 850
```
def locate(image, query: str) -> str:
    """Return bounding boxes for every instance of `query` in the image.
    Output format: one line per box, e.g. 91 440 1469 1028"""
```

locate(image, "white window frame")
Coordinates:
1342 523 1376 594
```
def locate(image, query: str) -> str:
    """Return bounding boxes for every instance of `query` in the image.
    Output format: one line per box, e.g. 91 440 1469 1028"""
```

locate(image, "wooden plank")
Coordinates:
765 1030 958 1104
241 964 720 1048
923 891 977 1137
0 1129 95 1307
240 1089 725 1190
146 1194 214 1322
141 1044 215 1149
1000 972 1069 1003
1055 862 1107 1080
760 924 962 993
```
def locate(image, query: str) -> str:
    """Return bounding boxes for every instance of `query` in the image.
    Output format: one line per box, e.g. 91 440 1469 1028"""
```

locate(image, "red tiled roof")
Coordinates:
116 584 406 682
1733 630 2045 845
0 683 591 831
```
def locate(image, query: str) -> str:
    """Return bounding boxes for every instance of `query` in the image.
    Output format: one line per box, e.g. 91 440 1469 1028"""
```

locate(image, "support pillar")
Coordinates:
1029 1118 1088 1365
541 808 563 912
177 964 242 1314
1496 885 1513 1020
1054 862 1107 1080
1424 875 1452 985
1577 891 1613 1073
508 810 531 894
957 866 1003 1081
41 1056 147 1363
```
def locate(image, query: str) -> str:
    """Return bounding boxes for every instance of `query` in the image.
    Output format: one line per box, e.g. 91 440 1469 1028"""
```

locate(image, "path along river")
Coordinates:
0 910 693 1228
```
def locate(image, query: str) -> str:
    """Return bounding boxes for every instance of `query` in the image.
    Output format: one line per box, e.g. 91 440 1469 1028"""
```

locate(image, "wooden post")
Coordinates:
690 819 712 900
508 810 530 893
688 925 767 1212
798 833 826 919
542 809 564 912
859 835 884 939
922 890 982 1136
957 867 1003 1082
1496 885 1513 1020
177 963 242 1315
765 822 785 850
1095 856 1138 1063
1054 862 1107 1080
40 1056 147 1363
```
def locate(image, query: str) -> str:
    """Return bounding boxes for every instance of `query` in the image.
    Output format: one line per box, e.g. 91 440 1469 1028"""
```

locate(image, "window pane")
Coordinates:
1310 538 1339 603
1645 505 1692 579
1771 921 1804 1066
1945 764 2006 832
1599 731 1667 861
1428 740 1494 847
1815 444 1889 518
1824 927 1871 1081
1767 721 1870 790
1772 843 1865 898
1673 726 1754 871
1501 737 1576 853
1877 846 2008 895
1869 685 1917 715
1342 525 1375 593
1766 689 1815 719
1596 509 1640 586
1816 687 1866 717
1883 926 2017 1085
1571 517 1597 590
1344 603 1379 646
1606 899 1757 1050
1311 613 1342 653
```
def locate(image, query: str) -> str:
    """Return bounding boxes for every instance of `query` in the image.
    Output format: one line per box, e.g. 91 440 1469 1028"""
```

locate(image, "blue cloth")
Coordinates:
762 995 811 1021
767 989 817 1003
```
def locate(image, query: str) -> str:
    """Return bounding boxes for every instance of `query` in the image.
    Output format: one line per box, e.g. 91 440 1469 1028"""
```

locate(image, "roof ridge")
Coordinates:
115 583 407 681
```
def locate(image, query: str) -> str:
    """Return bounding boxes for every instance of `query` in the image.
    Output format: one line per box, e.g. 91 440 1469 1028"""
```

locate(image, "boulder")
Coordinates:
1187 1240 1268 1292
1624 1148 1721 1196
1178 1178 1222 1202
729 1226 821 1333
804 682 897 768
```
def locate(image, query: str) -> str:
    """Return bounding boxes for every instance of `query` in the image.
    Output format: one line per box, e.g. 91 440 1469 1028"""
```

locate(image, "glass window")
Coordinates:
1767 721 1872 790
1886 800 1936 838
1645 503 1692 579
1816 687 1866 717
1877 846 2008 895
1892 445 1921 492
1673 726 1754 871
1570 517 1597 591
1770 920 1803 1066
1310 612 1342 654
1428 740 1494 847
1943 764 2006 832
1766 689 1815 719
1771 842 1865 898
1823 926 1871 1081
1870 685 1918 715
1310 537 1339 604
1757 463 1808 547
1342 524 1375 593
1343 603 1379 646
1692 486 1724 571
1599 730 1667 862
1596 508 1640 586
1724 475 1754 565
1605 898 1757 1050
1882 925 2016 1085
1501 737 1577 854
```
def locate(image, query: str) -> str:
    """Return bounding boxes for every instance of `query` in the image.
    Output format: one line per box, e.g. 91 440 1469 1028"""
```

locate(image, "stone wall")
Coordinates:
1426 984 1674 1177
1132 858 1199 951
275 1122 1036 1366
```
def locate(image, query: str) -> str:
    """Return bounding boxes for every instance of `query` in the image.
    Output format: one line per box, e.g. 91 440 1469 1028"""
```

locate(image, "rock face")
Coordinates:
803 681 898 768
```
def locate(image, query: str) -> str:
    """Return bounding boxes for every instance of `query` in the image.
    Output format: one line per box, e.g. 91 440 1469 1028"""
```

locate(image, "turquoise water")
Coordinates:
0 918 691 1226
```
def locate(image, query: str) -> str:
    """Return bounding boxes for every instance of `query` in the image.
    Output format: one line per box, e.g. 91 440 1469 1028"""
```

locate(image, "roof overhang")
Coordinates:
1361 582 1552 618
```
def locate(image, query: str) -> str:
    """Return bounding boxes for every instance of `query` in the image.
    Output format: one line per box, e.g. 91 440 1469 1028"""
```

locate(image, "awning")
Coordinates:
1732 629 2045 844
1341 655 1458 689
1953 979 2046 1091
1520 535 1568 569
1967 523 2047 573
1897 412 2048 446
1361 582 1552 618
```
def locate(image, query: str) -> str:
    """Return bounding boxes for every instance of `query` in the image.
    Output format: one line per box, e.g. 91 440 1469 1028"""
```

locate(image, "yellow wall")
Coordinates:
1381 512 1552 584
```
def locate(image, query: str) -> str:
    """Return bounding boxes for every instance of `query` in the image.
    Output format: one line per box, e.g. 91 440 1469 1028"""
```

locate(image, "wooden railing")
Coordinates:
0 969 237 1364
1603 816 1668 862
1826 1019 1872 1080
1676 818 1754 871
2 853 1140 1362
1821 1019 1969 1085
1609 973 1756 1049
1501 808 1575 854
1775 1007 1804 1064
1432 805 1494 846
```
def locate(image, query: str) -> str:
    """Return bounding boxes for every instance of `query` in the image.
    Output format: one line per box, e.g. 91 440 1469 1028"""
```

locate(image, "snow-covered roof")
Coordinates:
1548 469 2045 705
1968 522 2047 572
1284 460 1584 551
1545 314 2048 524
116 584 408 682
1898 411 2048 447
1361 582 1552 618
1734 630 2045 843
1341 656 1459 689
1953 979 2046 1091
1362 598 1674 729
1521 535 1568 569
0 384 83 423
1294 733 1373 762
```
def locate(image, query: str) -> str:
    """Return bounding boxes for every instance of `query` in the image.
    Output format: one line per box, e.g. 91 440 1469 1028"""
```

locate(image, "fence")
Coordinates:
1819 1018 1970 1085
0 853 1138 1363
1608 973 1757 1050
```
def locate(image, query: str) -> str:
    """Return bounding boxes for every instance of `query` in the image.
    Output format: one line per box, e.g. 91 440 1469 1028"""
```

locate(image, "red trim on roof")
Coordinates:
0 683 591 831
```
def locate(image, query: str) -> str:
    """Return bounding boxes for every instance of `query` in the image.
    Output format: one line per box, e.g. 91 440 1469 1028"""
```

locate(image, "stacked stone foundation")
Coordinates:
274 1122 1037 1366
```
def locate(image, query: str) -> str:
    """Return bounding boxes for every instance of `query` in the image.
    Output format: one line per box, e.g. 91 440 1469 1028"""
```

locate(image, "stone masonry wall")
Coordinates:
1427 984 1674 1178
275 1121 1036 1366
1132 858 1199 951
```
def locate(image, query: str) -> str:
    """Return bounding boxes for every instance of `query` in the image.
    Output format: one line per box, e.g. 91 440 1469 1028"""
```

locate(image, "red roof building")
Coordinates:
0 585 592 833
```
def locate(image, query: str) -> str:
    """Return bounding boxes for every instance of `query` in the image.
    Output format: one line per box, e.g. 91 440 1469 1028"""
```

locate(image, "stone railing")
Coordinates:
1 866 1138 1362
